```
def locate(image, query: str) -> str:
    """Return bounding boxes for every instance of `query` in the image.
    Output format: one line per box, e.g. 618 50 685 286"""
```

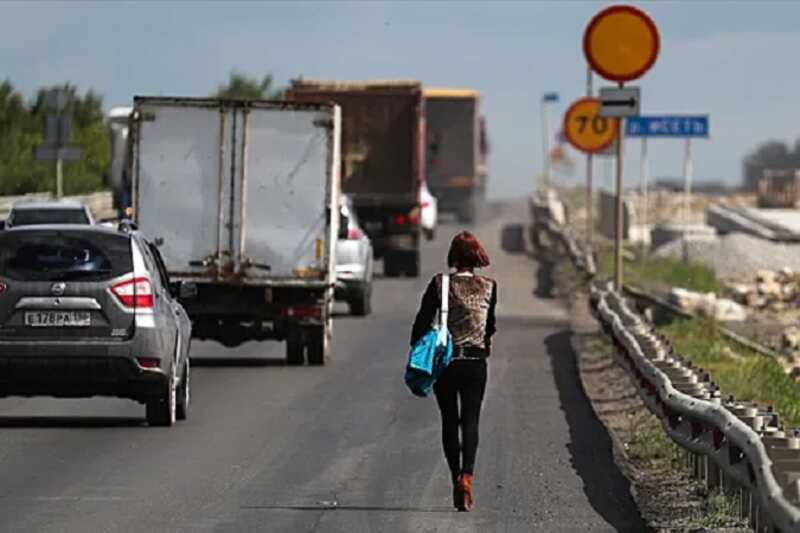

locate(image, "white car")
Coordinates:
6 200 95 228
335 196 374 316
420 182 438 241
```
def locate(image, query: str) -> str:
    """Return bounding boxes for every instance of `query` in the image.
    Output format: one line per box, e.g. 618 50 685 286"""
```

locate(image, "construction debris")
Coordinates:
668 287 748 322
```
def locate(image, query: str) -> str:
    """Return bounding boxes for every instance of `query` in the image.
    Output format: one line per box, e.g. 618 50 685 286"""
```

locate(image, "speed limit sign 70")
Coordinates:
563 97 618 153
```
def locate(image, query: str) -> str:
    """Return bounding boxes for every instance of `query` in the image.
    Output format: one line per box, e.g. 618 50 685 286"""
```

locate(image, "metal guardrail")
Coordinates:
592 284 800 532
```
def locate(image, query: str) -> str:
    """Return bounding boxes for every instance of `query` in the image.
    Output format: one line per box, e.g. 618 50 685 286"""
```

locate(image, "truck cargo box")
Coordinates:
131 97 340 287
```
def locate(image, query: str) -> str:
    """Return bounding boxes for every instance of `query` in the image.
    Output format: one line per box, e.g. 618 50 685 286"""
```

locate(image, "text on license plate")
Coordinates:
24 311 91 327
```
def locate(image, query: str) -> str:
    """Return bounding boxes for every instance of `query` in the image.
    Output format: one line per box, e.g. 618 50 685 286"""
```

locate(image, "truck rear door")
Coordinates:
241 104 339 280
132 98 339 285
133 99 234 279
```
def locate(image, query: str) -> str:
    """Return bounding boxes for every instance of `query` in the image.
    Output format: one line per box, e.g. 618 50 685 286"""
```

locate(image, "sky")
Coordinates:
2 0 800 199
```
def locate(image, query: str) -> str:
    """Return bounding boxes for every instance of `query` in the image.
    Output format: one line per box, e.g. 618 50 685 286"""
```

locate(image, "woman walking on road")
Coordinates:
410 231 497 512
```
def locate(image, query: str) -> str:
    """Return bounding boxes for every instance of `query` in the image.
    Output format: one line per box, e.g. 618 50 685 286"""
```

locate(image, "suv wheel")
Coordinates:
349 285 372 316
176 359 190 421
146 367 177 427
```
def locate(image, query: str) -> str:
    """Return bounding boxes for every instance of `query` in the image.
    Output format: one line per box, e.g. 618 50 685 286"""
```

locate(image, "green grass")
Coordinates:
597 247 722 294
627 411 683 471
660 318 800 426
689 489 744 530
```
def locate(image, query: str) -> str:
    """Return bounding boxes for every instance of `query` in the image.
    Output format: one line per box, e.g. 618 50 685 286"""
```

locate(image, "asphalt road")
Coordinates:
0 201 647 533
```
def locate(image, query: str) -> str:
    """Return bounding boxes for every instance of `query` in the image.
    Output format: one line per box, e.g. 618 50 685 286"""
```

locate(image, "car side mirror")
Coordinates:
178 281 198 300
338 215 349 239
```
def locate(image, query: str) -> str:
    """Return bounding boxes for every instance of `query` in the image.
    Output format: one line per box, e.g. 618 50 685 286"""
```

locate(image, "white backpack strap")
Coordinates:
440 273 449 329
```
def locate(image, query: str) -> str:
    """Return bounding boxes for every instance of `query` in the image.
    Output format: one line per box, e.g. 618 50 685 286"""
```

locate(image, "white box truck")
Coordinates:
130 97 341 365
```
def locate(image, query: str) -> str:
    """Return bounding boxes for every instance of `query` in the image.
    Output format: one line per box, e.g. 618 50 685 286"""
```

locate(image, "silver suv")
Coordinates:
0 224 192 426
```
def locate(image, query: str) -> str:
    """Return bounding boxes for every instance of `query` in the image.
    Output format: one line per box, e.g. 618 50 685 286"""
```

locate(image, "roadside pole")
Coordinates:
639 137 649 260
586 67 594 248
682 137 694 262
56 150 64 198
541 98 550 191
683 138 693 226
614 112 625 290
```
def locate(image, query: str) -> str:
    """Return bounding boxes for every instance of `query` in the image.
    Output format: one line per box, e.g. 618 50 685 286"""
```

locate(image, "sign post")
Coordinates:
639 137 649 259
583 5 660 290
541 92 559 191
585 67 594 248
625 115 710 261
34 88 82 198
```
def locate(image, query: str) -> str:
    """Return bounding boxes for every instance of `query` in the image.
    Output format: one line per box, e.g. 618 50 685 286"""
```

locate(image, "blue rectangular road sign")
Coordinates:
625 115 709 138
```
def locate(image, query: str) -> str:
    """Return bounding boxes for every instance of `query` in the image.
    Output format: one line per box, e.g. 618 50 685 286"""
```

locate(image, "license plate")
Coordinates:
24 311 91 328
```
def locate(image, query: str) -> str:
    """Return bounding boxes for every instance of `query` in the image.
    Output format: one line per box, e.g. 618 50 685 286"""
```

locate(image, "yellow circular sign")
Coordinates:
584 5 660 82
563 98 618 154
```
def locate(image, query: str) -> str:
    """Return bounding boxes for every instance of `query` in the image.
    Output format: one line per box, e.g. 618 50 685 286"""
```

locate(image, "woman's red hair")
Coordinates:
447 231 490 269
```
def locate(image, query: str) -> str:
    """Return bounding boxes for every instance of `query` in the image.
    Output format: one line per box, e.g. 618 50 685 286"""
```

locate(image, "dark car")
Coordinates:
0 223 192 426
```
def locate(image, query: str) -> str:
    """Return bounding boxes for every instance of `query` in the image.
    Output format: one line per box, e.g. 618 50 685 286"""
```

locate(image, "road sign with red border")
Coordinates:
583 5 660 83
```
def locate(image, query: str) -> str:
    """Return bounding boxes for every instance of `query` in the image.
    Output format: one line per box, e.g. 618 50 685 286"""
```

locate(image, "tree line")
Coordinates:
0 73 283 196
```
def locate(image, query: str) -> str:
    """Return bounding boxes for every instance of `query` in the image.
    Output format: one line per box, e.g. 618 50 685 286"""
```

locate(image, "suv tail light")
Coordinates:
347 227 363 240
111 277 154 309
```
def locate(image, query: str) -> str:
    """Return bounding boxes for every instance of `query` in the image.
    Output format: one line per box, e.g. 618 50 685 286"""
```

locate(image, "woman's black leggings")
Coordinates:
433 359 487 481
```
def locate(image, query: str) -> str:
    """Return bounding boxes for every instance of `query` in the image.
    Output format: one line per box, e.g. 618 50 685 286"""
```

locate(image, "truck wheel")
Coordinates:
405 251 420 278
146 366 177 427
384 260 400 278
176 359 190 421
286 329 305 366
458 202 476 224
306 327 328 366
349 285 372 316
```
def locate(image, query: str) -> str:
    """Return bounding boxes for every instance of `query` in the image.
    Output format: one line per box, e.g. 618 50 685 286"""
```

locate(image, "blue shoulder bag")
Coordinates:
404 274 453 397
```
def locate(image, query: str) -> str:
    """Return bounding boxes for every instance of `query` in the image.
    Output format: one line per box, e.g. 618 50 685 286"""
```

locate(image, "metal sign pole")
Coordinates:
586 66 594 248
682 137 693 261
541 100 551 191
639 137 648 259
56 150 64 198
614 112 625 290
683 137 693 224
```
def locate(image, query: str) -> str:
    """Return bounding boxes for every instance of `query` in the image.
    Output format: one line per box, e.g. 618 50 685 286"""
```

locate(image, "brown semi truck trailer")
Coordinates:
287 79 424 277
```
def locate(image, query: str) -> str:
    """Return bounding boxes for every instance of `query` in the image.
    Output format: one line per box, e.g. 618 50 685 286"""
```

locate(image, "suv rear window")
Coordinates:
0 230 132 281
10 208 89 226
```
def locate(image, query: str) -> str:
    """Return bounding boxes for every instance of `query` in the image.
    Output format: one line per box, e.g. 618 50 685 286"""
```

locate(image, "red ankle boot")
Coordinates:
457 474 473 512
